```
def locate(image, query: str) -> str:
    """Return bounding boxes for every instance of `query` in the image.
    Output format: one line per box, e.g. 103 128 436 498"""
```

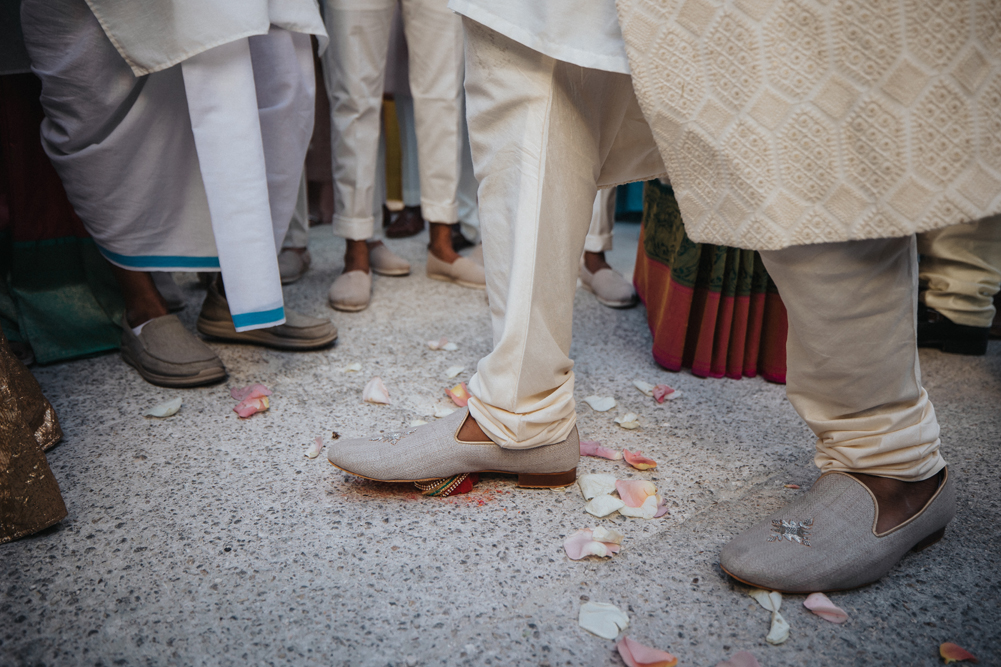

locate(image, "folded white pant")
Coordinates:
585 188 617 254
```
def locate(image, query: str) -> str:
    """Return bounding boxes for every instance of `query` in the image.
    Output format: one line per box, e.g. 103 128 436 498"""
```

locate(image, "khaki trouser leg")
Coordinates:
918 216 1001 328
760 236 946 481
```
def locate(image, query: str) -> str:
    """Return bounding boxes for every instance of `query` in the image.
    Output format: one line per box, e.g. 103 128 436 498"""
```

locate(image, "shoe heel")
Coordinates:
517 469 577 488
912 527 945 552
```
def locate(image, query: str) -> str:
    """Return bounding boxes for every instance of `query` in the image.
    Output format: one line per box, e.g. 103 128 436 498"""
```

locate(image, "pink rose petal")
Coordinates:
362 377 391 404
654 497 670 518
623 449 657 470
616 636 678 667
231 383 272 401
563 529 621 560
580 440 623 460
940 642 979 664
446 382 471 407
803 593 849 624
234 396 269 418
652 385 675 403
715 651 761 667
615 480 657 508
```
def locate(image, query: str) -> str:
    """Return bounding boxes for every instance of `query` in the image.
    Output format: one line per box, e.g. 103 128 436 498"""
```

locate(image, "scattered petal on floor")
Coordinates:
584 494 625 518
578 601 629 640
632 380 655 397
803 593 848 624
446 365 465 378
434 406 456 418
653 385 678 403
231 383 272 402
583 395 617 412
580 440 623 460
410 419 428 427
341 363 362 372
654 497 670 518
784 483 801 489
619 494 660 519
940 643 979 664
623 449 657 470
591 526 624 544
426 337 448 350
615 480 657 507
443 342 458 351
714 651 761 667
563 528 621 560
615 413 641 429
446 382 471 407
144 397 182 418
616 636 678 667
234 396 269 418
749 589 790 645
305 437 323 459
362 377 391 404
578 474 618 500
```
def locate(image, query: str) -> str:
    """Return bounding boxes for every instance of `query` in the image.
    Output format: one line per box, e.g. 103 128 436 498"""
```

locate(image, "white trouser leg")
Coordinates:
458 110 480 243
395 94 423 208
322 2 394 241
917 216 1001 328
760 236 946 481
283 168 310 250
584 188 616 254
463 19 664 448
400 0 463 224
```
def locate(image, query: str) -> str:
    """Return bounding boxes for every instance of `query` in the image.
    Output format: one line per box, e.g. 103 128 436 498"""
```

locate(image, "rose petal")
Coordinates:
748 589 788 645
803 592 848 624
234 396 269 418
446 365 465 378
144 397 182 418
784 484 801 489
563 529 620 560
653 385 676 403
410 419 428 427
446 382 471 407
623 449 658 470
231 383 272 401
583 395 617 412
578 474 618 500
305 436 323 459
433 405 456 418
632 380 655 397
617 636 678 667
654 497 670 518
615 480 658 507
714 652 761 667
584 494 625 517
619 494 660 519
591 526 624 545
578 602 629 640
580 440 623 460
362 377 390 404
341 363 362 372
426 337 448 350
442 342 458 351
940 643 979 664
614 412 640 429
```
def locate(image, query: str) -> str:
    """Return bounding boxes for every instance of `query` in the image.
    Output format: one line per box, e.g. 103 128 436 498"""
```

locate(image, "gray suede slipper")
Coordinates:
120 315 226 388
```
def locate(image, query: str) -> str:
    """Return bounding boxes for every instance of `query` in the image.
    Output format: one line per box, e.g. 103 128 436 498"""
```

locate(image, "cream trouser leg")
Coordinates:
282 168 310 250
760 236 946 481
463 19 665 448
917 216 1001 328
584 188 616 254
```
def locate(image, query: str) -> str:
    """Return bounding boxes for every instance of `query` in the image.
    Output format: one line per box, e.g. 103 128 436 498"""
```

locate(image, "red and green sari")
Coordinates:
633 180 787 383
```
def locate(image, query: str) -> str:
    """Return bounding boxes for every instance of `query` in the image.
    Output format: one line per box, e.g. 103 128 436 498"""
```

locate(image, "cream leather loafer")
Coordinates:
427 252 486 290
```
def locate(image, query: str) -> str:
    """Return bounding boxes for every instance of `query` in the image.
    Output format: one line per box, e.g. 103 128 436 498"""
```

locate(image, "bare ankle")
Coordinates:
428 223 460 263
848 471 942 533
344 239 371 273
584 251 612 274
457 412 491 442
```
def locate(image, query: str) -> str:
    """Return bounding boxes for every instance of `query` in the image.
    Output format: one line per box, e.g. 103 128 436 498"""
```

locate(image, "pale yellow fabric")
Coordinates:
761 236 945 481
617 0 1001 250
918 216 1001 328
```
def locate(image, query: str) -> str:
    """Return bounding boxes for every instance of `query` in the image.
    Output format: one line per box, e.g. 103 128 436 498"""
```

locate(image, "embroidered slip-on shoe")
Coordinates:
579 260 638 308
328 270 372 312
278 248 311 284
369 242 411 276
719 469 955 593
426 252 486 290
121 315 227 387
196 283 337 350
327 408 579 488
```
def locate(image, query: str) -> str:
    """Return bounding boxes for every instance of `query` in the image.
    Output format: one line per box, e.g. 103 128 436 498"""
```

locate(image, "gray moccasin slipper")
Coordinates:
719 469 955 593
120 314 227 388
327 408 579 488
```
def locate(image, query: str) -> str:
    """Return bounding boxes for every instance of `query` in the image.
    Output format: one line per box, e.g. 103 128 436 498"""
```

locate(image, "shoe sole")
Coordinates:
427 272 487 291
121 349 227 388
719 526 947 594
196 319 338 350
581 281 638 309
372 267 411 277
328 299 369 312
329 459 577 489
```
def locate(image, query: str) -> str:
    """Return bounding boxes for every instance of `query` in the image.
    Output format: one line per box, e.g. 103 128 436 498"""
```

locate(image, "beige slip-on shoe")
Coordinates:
328 270 372 312
719 469 955 593
426 251 486 290
467 244 484 267
196 283 337 350
327 408 579 488
121 314 227 387
278 248 311 284
369 242 411 276
579 259 638 308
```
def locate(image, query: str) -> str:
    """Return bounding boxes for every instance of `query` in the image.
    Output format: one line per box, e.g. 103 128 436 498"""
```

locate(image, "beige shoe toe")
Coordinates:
328 270 372 312
369 243 411 276
427 252 486 290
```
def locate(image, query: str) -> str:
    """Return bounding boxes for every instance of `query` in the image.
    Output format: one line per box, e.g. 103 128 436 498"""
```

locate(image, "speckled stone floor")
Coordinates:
3 224 999 667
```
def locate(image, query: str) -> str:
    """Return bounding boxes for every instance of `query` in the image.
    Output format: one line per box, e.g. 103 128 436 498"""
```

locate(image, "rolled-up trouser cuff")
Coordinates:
332 214 375 242
421 199 459 225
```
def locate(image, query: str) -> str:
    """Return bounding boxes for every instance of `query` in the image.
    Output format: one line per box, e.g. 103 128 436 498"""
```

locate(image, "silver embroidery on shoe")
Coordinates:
368 429 416 446
768 519 813 546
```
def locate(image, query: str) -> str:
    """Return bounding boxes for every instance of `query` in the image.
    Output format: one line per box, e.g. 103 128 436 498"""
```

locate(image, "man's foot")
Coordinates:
427 223 485 289
719 469 954 593
278 248 312 284
580 252 637 308
196 281 337 349
917 303 989 355
328 270 372 312
327 408 579 488
120 314 227 387
368 240 411 276
385 205 424 238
